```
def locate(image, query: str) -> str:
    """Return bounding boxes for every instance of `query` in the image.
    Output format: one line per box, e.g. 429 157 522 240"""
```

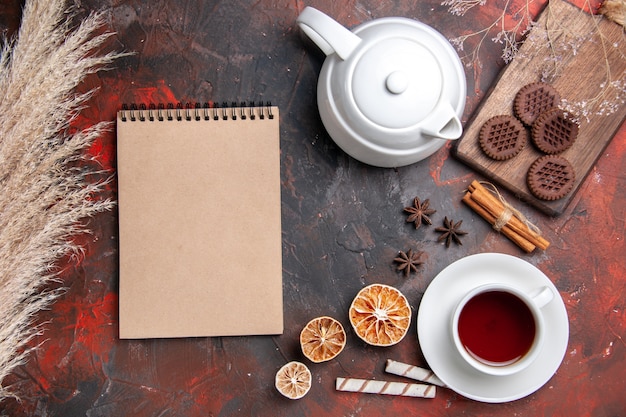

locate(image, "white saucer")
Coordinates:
417 253 569 403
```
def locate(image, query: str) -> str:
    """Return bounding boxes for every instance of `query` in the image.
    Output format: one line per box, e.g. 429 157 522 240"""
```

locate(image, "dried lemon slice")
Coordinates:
349 283 411 346
275 361 312 399
300 316 346 363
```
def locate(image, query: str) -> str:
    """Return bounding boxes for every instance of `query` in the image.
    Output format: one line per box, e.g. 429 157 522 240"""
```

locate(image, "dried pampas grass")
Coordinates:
601 0 626 27
0 0 122 401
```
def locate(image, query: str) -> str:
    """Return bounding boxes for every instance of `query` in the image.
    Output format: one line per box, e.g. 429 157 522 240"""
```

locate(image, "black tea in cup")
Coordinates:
457 290 536 366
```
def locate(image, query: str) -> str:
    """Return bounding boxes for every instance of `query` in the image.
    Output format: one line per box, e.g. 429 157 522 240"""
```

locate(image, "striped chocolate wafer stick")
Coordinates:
336 377 436 398
385 359 446 387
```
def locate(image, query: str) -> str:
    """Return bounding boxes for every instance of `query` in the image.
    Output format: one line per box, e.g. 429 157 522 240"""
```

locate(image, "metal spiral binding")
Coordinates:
120 101 274 122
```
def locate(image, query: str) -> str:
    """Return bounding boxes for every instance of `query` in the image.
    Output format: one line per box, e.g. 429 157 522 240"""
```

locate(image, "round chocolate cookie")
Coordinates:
527 155 575 201
531 108 579 154
514 82 561 126
478 115 526 160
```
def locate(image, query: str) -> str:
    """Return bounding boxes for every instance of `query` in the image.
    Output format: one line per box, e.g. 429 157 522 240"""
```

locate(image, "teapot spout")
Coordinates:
297 7 361 60
421 102 463 140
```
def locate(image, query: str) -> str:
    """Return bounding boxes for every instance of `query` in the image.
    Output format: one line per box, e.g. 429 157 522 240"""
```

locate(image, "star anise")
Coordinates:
393 249 424 277
435 216 468 247
404 197 436 229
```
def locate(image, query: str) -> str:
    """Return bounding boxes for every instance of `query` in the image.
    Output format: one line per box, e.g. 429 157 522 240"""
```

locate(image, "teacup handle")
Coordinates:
420 102 463 140
530 286 555 309
296 7 361 60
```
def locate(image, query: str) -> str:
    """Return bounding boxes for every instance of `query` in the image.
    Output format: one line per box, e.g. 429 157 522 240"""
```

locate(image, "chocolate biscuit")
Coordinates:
527 155 575 200
514 82 561 126
478 115 527 160
531 108 579 154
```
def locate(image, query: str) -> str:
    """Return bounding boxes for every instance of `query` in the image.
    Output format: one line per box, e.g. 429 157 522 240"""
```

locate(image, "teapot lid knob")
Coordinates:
385 71 409 94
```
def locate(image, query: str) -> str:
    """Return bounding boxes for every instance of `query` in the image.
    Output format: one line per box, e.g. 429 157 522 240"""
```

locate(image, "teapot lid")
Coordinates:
333 18 464 136
352 36 443 129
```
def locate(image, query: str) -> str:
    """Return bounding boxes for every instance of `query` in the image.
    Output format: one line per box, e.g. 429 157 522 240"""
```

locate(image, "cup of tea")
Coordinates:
451 283 554 376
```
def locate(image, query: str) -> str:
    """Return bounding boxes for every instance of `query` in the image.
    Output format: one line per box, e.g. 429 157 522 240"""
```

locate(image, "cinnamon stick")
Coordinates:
464 181 550 252
462 192 537 253
468 181 549 250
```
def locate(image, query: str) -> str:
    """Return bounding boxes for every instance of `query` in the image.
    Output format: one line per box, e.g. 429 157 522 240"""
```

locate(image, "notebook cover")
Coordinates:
116 106 283 338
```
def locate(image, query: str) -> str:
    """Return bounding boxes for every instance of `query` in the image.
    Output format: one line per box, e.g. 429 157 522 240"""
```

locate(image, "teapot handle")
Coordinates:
421 102 463 140
296 7 361 60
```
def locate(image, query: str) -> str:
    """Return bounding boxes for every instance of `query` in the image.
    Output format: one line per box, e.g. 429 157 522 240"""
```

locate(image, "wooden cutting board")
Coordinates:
454 0 626 216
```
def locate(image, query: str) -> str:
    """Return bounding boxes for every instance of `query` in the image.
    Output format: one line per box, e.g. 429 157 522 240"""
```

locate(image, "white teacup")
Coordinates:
451 283 554 376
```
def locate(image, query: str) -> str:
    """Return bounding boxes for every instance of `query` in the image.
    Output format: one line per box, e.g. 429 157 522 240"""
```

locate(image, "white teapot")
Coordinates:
297 7 466 167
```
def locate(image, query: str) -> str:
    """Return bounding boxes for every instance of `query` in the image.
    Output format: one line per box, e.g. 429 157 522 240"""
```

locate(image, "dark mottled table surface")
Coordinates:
1 0 625 416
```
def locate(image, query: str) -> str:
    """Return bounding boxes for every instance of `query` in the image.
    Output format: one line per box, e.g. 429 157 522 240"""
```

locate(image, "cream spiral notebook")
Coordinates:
116 102 283 339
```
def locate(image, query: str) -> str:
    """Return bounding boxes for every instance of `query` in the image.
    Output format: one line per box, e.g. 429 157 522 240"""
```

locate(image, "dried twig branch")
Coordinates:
443 0 626 121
